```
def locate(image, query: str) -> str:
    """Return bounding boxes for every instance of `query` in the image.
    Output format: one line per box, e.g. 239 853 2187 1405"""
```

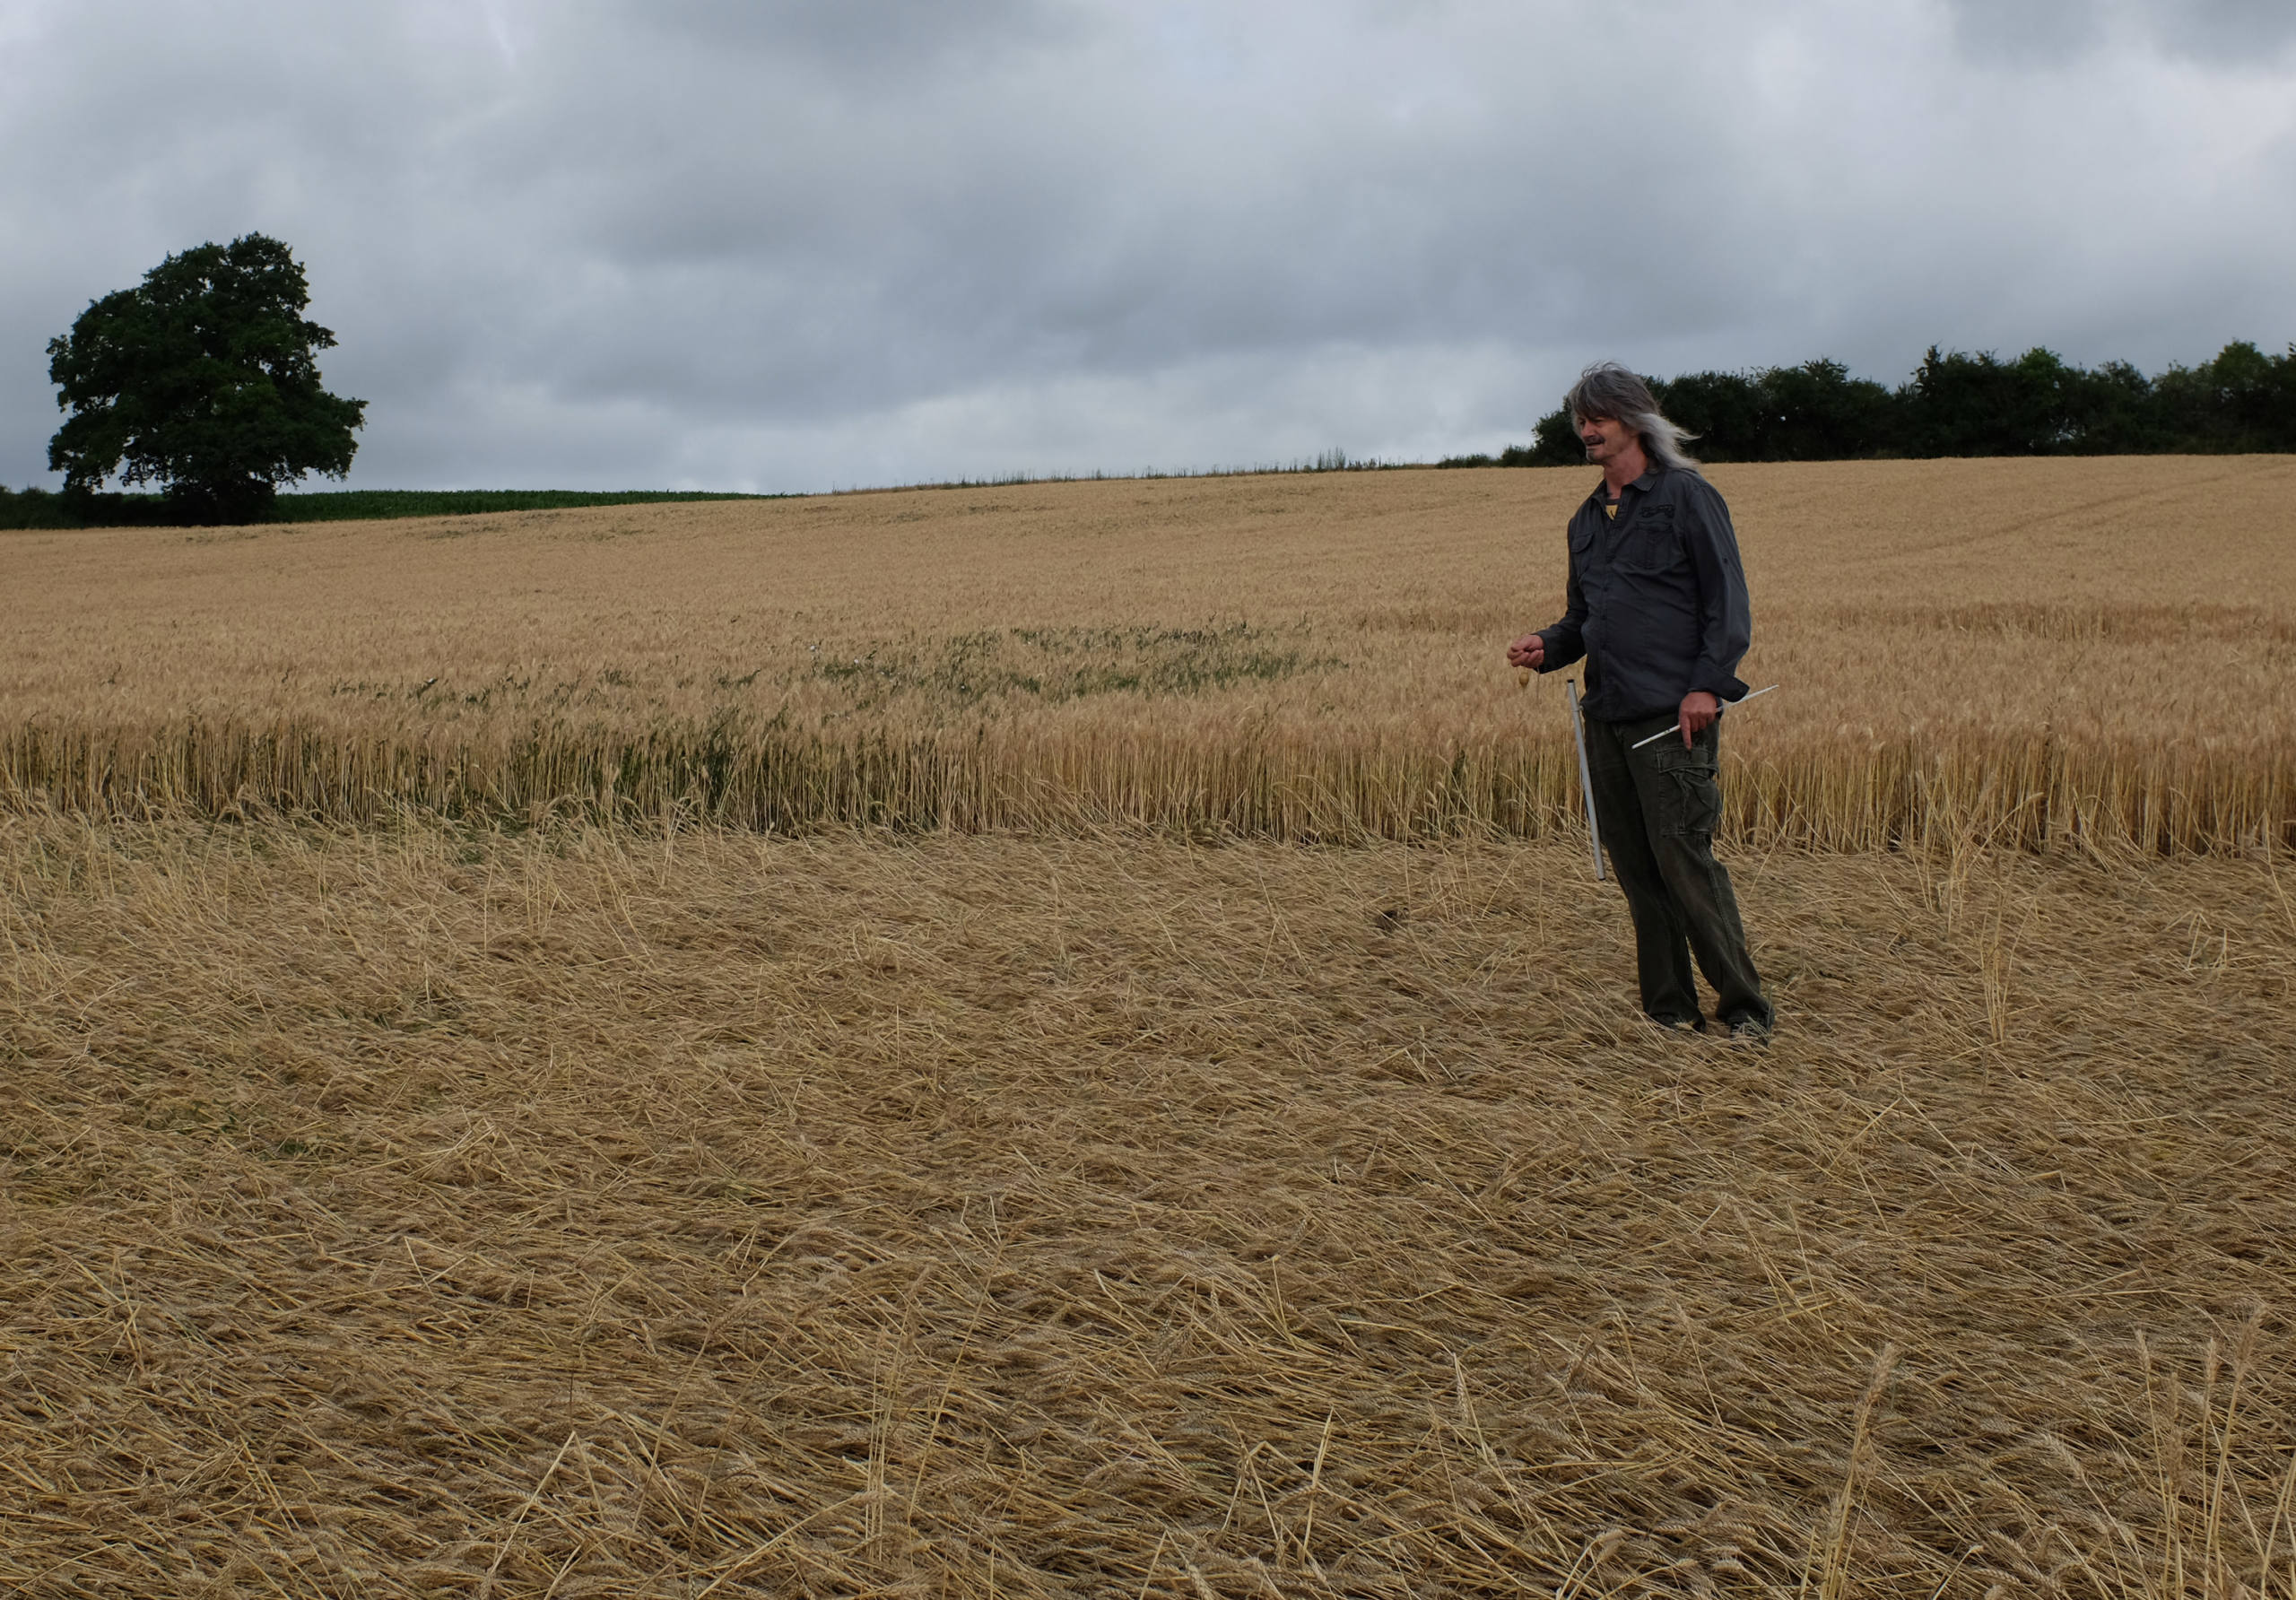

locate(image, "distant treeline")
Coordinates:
11 341 2292 527
1441 342 2296 468
0 487 781 531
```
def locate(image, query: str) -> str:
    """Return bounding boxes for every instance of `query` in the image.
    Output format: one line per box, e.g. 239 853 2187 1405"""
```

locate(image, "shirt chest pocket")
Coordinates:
1614 506 1686 575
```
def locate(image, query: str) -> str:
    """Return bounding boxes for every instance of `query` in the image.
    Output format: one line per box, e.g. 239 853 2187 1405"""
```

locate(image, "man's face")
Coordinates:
1577 413 1634 464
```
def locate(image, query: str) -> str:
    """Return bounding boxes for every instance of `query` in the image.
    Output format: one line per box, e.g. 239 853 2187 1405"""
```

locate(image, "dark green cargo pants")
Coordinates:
1585 711 1773 1031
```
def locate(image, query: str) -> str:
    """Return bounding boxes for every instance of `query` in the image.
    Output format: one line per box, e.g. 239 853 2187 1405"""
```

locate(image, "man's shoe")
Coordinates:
1646 1014 1705 1036
1726 1017 1772 1045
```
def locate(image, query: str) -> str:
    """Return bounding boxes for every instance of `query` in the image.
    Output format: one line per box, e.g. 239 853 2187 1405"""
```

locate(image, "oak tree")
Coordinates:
48 234 365 524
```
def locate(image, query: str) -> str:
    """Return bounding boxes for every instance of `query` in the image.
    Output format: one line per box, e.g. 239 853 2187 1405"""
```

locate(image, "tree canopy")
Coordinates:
47 233 365 524
1444 342 2296 468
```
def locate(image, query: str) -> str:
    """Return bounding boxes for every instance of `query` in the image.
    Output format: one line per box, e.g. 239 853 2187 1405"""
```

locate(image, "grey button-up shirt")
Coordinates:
1535 466 1752 723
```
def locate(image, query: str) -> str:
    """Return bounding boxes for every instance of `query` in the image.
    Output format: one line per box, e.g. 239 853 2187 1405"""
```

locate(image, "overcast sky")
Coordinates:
4 0 2292 493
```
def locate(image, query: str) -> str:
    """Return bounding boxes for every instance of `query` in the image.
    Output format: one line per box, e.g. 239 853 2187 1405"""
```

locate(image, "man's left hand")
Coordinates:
1677 691 1720 747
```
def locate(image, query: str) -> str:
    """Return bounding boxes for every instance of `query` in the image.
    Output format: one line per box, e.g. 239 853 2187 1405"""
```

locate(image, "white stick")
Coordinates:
1566 678 1604 882
1631 684 1779 750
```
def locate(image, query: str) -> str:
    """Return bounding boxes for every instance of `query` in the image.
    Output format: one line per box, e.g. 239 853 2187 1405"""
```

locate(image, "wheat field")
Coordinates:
4 458 2296 1596
4 816 2292 1597
5 456 2292 850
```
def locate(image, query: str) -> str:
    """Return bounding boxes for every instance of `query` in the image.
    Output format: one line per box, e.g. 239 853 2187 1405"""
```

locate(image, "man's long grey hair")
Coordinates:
1565 361 1702 474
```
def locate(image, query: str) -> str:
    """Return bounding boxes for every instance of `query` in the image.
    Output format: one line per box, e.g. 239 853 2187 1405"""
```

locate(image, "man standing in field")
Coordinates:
1508 362 1775 1040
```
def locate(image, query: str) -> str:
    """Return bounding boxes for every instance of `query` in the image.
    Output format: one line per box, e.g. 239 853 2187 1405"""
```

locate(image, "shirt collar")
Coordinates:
1590 468 1662 505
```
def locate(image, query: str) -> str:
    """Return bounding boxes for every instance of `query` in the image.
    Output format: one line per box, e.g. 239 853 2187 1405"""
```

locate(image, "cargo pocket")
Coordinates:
1652 742 1722 839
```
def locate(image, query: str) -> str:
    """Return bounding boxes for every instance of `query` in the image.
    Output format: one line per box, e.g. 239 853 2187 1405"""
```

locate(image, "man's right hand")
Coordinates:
1507 632 1545 671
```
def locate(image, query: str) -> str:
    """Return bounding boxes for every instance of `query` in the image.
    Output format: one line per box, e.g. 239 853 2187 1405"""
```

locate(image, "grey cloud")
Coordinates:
2134 0 2296 61
1944 0 2296 65
1944 0 2109 64
4 0 2293 493
639 0 1085 72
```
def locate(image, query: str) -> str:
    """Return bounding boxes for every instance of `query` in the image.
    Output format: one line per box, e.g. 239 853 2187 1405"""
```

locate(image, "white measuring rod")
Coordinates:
1630 684 1779 750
